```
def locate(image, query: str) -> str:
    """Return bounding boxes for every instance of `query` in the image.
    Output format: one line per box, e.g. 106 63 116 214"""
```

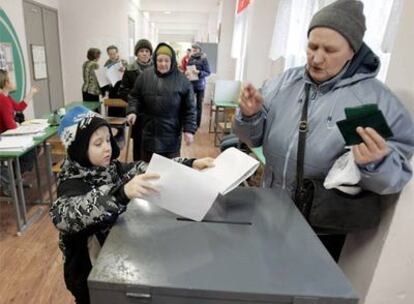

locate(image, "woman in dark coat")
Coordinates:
127 42 197 162
186 44 211 128
121 39 153 161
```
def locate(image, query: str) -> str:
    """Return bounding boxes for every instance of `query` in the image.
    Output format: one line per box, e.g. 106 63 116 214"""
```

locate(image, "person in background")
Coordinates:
180 48 191 72
50 106 214 304
233 0 414 261
100 45 129 147
0 70 38 133
102 45 128 107
81 48 101 103
0 69 39 194
127 43 197 162
120 39 153 161
186 43 211 128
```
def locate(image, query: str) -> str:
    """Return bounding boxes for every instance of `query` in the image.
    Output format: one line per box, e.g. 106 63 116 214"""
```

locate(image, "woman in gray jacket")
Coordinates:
233 0 414 260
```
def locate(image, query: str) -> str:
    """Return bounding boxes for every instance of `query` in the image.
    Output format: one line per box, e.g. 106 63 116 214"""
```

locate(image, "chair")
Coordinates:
47 134 66 175
103 98 131 162
103 98 128 116
209 80 241 146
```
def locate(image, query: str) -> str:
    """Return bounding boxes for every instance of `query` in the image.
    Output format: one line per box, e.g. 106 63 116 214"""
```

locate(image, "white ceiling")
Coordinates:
140 0 221 42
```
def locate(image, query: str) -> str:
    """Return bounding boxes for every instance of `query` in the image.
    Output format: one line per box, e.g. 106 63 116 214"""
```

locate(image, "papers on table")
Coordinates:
145 148 259 221
0 135 34 152
95 62 123 87
2 123 48 136
21 118 49 126
21 119 50 134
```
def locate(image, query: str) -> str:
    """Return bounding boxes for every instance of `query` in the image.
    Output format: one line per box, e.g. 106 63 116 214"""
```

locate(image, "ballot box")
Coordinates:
88 187 358 304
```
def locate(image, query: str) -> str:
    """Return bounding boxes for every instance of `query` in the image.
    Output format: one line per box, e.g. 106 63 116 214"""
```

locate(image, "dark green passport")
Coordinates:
337 110 393 145
345 104 378 119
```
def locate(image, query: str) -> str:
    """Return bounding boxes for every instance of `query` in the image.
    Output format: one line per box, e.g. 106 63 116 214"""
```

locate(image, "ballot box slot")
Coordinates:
176 218 252 225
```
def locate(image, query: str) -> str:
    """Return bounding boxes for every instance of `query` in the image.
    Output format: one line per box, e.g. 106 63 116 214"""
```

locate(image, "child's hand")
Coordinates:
192 157 215 170
30 85 40 95
25 85 40 102
124 172 160 199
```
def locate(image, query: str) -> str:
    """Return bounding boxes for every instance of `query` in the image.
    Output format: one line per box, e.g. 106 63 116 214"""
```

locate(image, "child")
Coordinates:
0 69 38 193
0 69 38 133
49 106 213 304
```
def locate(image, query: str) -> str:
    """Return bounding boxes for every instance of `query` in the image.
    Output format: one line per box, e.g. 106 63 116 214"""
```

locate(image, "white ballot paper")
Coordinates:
106 62 123 86
146 154 220 221
186 65 199 81
94 67 110 87
145 148 259 221
201 147 260 195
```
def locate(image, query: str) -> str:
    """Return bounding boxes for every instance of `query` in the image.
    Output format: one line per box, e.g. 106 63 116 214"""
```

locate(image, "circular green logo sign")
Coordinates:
0 8 26 101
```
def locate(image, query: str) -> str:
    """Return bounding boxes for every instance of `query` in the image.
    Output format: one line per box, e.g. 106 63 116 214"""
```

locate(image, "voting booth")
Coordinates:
88 187 358 304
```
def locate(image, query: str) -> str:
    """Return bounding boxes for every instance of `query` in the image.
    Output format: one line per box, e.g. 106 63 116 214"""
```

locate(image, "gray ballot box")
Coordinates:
88 187 358 304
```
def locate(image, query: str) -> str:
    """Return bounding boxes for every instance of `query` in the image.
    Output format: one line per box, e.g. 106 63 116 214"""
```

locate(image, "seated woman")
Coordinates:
0 69 39 194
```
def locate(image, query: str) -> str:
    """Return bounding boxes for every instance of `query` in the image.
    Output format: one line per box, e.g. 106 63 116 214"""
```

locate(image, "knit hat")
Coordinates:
156 45 173 58
191 43 202 51
58 106 119 167
134 39 153 56
308 0 366 52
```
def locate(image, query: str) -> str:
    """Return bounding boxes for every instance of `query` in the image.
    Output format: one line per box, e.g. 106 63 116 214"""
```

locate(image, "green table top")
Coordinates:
65 101 101 111
0 126 58 158
1 102 98 158
250 146 266 165
213 100 239 108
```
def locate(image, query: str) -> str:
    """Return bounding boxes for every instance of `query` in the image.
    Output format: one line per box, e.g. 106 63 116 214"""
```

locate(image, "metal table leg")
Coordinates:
14 157 28 225
44 142 54 203
7 159 24 235
214 105 219 146
33 146 42 201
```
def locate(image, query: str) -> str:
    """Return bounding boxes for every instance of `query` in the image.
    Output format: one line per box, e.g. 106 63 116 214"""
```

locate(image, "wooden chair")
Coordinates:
48 134 66 174
103 98 128 116
124 125 133 163
103 98 131 162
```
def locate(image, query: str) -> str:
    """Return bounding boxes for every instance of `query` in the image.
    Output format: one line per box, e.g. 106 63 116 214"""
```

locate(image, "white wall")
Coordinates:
216 0 237 80
1 0 142 108
207 11 219 43
242 0 279 87
339 0 414 303
139 11 157 44
59 0 135 103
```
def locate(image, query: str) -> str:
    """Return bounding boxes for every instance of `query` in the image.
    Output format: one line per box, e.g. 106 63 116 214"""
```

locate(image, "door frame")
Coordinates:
23 0 64 113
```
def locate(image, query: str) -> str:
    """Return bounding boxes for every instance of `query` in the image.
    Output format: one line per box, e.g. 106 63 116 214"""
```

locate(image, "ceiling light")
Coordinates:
164 11 171 15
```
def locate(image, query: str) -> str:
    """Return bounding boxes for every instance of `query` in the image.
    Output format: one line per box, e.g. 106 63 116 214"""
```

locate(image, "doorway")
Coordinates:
23 0 64 117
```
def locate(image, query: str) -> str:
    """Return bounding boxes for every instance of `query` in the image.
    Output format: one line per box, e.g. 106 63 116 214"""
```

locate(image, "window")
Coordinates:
128 17 136 62
269 0 318 69
231 0 251 80
269 0 402 82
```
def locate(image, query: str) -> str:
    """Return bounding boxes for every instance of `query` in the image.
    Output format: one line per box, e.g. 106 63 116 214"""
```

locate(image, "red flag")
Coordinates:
237 0 250 14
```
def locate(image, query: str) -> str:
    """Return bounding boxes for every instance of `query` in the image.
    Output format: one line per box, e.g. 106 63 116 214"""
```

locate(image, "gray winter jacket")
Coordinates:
234 44 414 195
